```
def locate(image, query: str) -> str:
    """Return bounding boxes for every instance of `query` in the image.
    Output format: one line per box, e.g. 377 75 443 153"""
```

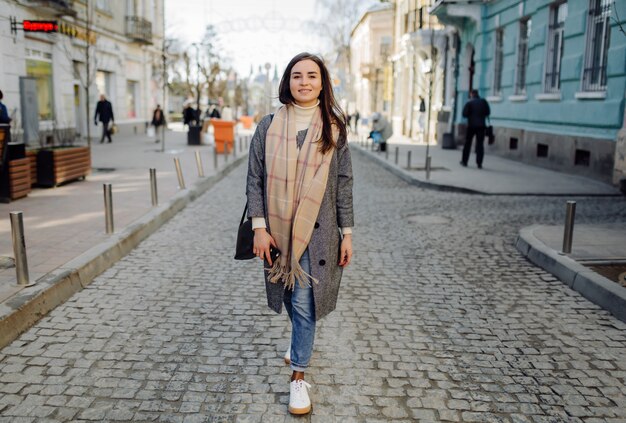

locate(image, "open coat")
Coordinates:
246 114 354 321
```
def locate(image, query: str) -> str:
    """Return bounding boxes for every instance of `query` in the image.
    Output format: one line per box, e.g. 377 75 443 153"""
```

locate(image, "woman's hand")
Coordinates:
338 234 352 267
253 228 277 266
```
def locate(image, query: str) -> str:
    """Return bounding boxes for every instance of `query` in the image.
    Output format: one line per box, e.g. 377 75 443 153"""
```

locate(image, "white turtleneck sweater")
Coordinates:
252 101 352 236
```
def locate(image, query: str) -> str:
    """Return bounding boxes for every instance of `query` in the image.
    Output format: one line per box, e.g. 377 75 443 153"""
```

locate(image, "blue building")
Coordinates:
431 0 626 184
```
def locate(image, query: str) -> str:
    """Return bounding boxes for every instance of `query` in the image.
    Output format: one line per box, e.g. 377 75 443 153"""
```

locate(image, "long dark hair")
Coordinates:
278 52 347 154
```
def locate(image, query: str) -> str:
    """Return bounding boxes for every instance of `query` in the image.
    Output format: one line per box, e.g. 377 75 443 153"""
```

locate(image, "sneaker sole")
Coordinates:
288 404 311 415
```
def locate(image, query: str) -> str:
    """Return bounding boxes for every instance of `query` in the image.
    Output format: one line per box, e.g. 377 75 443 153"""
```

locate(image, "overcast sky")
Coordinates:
164 0 330 77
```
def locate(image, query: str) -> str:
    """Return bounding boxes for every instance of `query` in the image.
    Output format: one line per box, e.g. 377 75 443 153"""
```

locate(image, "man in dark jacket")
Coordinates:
94 94 115 143
461 89 490 169
0 90 11 124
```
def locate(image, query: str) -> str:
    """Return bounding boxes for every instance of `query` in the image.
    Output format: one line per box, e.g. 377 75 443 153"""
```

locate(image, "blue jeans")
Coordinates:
283 249 315 372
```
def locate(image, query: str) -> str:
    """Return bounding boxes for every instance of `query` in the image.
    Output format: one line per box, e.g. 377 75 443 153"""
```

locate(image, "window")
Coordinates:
96 0 112 13
96 71 111 98
515 18 532 94
493 28 504 96
582 0 612 91
544 2 568 93
26 59 54 121
127 80 138 118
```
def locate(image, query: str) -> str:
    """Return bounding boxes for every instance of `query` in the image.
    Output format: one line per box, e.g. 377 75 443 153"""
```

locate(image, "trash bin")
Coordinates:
211 119 235 153
187 125 201 145
441 132 456 149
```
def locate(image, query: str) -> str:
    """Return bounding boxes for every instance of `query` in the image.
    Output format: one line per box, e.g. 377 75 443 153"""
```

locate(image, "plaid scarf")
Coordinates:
265 104 335 290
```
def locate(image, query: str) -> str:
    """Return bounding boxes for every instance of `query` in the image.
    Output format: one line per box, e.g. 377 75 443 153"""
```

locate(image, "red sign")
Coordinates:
23 20 58 33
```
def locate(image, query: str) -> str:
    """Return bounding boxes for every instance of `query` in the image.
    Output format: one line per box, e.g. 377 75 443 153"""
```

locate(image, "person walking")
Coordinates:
151 104 166 143
354 110 360 134
246 52 354 416
94 94 115 143
0 90 12 124
461 89 490 169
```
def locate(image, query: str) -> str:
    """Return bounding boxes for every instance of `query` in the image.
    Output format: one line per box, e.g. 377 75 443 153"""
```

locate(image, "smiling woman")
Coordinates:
245 52 353 415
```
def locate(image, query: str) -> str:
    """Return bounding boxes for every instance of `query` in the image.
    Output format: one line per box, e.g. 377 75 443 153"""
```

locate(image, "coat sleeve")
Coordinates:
246 115 272 219
336 137 354 229
462 102 470 118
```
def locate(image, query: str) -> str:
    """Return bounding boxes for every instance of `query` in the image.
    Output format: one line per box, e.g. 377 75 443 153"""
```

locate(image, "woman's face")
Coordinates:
289 59 323 107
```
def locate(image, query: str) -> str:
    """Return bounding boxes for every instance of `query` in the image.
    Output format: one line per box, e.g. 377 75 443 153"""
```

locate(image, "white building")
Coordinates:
0 0 165 146
349 3 394 122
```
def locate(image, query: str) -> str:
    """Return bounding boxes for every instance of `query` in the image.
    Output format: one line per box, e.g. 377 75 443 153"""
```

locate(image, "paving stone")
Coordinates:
1 153 626 420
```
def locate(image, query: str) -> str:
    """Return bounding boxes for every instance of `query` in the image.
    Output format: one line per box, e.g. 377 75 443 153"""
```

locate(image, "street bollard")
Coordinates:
385 146 389 161
233 139 237 158
426 156 432 180
561 201 576 254
10 211 32 286
395 147 399 165
195 151 205 177
407 151 412 169
174 157 186 189
150 168 158 206
213 148 218 170
225 148 229 163
103 184 114 234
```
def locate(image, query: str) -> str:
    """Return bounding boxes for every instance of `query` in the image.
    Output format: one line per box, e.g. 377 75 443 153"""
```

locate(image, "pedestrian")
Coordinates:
183 102 196 127
151 104 166 143
370 112 392 152
0 90 11 124
209 104 221 119
354 110 360 134
246 52 354 416
94 94 115 143
461 89 490 169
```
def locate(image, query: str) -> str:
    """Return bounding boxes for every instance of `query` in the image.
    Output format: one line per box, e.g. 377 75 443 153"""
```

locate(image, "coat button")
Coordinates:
319 259 326 266
314 222 320 228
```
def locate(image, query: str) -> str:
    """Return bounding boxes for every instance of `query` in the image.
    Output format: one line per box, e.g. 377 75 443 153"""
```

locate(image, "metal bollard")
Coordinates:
213 148 218 170
385 147 389 161
233 139 237 158
426 156 432 180
103 184 114 234
10 211 31 286
174 157 186 189
225 149 229 163
561 201 576 254
395 147 399 165
407 151 412 169
195 151 205 177
150 168 158 206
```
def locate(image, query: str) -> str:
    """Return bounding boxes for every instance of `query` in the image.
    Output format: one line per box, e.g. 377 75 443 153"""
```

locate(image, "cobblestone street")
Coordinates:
1 150 626 422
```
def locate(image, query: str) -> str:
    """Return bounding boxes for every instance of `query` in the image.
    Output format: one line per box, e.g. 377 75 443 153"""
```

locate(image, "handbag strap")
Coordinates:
240 202 248 226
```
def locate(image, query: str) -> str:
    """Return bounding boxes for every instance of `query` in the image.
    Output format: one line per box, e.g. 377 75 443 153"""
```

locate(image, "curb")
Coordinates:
0 154 248 349
516 225 626 323
351 143 622 197
351 144 481 194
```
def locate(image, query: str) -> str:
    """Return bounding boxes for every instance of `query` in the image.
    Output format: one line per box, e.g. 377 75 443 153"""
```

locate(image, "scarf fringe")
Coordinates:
266 260 318 291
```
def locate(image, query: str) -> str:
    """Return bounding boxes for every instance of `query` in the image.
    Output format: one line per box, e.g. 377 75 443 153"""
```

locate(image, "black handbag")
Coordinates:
234 202 255 260
486 118 495 145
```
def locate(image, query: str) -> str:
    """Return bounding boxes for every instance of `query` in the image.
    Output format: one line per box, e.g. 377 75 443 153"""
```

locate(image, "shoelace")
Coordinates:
293 380 312 393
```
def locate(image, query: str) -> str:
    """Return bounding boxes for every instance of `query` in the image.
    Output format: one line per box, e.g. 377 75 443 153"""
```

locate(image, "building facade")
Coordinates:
0 0 165 146
431 0 626 183
349 4 394 122
389 0 453 144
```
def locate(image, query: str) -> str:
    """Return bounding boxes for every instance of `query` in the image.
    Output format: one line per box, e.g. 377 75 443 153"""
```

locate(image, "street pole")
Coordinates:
425 28 436 171
161 37 167 153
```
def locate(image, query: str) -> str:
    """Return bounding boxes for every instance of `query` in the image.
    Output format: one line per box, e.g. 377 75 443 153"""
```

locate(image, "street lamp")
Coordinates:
264 62 271 115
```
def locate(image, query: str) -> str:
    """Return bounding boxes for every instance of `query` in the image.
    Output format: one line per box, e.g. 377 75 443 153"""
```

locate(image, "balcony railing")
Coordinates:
125 16 152 45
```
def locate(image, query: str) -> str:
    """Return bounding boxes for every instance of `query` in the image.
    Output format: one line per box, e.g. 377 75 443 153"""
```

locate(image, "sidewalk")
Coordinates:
0 122 252 347
352 137 622 195
353 137 626 321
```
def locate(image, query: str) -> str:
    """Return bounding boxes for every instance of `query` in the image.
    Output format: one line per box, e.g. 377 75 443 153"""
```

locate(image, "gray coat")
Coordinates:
246 114 354 321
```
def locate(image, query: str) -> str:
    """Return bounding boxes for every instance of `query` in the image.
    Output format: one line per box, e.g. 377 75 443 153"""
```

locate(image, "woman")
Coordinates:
246 52 354 415
151 104 166 143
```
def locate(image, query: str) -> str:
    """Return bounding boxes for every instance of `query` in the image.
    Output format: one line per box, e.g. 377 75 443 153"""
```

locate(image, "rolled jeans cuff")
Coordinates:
290 362 308 372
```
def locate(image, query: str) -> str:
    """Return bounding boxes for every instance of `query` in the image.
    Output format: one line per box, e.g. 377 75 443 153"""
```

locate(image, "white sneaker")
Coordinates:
288 379 312 415
284 347 291 365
